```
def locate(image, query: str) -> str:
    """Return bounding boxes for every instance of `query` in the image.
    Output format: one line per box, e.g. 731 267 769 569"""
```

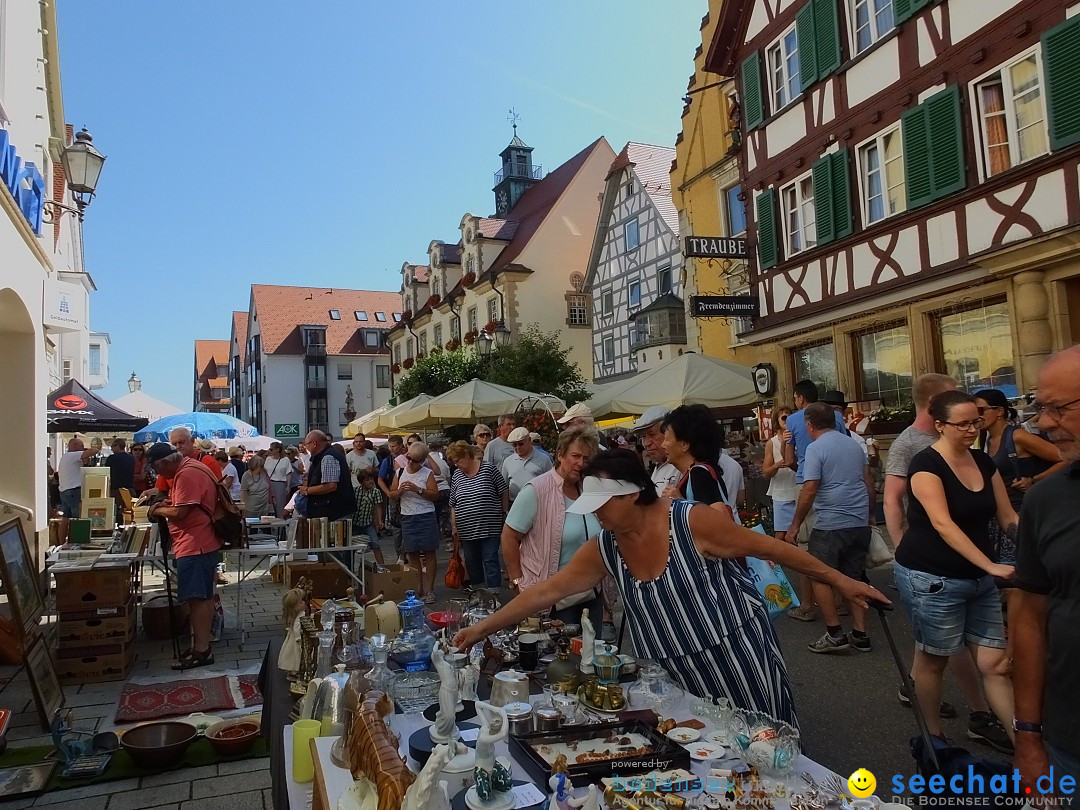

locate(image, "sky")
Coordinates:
58 1 707 413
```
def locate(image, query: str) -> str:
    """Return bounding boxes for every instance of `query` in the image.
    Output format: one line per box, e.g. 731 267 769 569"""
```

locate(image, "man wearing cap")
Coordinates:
632 406 679 496
528 432 553 463
502 427 554 501
557 403 607 449
145 443 221 671
483 414 517 470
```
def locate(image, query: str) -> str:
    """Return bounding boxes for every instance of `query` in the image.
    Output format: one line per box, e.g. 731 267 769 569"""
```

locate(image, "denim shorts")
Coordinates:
354 523 380 551
177 551 219 601
893 562 1006 656
59 488 81 518
808 526 870 579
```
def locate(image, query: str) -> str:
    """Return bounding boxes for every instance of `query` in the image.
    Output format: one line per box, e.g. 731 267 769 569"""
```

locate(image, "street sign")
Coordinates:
690 296 759 318
684 236 748 259
274 423 301 439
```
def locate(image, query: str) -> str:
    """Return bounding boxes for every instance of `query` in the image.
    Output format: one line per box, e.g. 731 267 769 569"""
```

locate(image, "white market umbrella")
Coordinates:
584 352 758 418
355 393 434 435
390 380 566 430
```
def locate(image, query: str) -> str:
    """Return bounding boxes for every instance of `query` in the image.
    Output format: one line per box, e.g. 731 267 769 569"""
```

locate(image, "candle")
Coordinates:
291 719 321 783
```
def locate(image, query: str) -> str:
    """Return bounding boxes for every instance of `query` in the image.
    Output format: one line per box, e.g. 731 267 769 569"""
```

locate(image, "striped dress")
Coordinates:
596 499 799 730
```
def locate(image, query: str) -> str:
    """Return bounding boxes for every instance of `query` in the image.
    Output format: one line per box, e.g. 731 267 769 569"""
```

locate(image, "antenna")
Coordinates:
507 107 520 135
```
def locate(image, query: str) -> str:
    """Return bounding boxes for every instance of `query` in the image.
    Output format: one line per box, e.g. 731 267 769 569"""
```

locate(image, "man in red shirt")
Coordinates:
154 427 222 493
146 443 221 670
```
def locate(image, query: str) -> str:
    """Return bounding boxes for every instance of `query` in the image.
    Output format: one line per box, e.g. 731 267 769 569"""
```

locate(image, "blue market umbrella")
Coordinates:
134 412 261 443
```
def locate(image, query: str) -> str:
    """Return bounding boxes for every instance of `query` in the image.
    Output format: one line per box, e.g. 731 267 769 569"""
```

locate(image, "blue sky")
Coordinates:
58 1 706 412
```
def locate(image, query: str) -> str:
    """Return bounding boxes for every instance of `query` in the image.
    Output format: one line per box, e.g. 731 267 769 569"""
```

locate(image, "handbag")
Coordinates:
190 462 244 549
866 525 894 568
746 525 800 619
444 550 465 589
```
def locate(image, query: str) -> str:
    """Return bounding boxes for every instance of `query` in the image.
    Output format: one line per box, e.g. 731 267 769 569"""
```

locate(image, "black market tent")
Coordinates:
46 379 149 434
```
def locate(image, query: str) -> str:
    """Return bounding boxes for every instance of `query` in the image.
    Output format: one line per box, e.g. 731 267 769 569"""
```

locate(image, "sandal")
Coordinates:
172 648 214 671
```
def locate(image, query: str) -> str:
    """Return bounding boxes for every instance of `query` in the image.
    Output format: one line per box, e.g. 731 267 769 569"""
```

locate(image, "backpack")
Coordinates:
188 461 244 549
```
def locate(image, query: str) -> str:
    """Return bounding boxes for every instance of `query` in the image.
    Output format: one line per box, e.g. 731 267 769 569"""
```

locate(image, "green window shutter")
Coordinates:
902 104 933 209
812 156 835 245
830 150 853 239
894 0 930 24
742 52 765 131
1043 15 1080 151
814 0 842 79
926 86 965 198
756 189 779 269
796 2 819 88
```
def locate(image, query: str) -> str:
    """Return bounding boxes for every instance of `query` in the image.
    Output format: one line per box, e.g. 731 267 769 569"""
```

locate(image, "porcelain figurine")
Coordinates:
548 758 575 810
465 701 513 810
277 583 308 674
429 645 460 744
460 648 480 702
567 784 600 810
579 608 595 675
402 742 454 810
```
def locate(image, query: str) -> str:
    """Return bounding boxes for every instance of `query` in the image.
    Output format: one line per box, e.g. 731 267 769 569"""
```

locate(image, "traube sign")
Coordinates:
691 296 759 318
684 236 748 259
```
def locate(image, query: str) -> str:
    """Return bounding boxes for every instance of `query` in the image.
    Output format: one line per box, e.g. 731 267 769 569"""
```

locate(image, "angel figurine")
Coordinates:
567 784 600 810
277 581 308 675
429 645 460 744
466 701 514 810
402 742 453 810
579 608 595 675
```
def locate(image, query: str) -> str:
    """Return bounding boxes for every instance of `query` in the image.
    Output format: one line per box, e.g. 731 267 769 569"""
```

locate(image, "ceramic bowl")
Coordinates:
205 718 261 757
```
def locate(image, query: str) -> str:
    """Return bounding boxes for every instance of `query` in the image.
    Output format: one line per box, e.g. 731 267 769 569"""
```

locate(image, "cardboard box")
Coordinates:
363 562 421 604
56 640 134 684
57 596 136 645
53 565 134 612
287 561 357 600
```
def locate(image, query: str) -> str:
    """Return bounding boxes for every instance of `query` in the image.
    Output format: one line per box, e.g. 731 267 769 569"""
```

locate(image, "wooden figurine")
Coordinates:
348 690 416 810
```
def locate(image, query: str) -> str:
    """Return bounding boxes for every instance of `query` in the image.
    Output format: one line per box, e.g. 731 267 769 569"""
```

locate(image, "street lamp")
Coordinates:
477 330 494 358
494 320 511 347
43 128 107 223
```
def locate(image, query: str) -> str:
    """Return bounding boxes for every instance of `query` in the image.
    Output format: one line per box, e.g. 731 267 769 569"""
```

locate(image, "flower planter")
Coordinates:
869 419 912 436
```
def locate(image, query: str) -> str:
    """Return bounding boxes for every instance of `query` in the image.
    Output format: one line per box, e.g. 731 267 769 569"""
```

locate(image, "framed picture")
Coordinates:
24 634 64 731
0 761 56 798
0 518 44 636
83 498 115 532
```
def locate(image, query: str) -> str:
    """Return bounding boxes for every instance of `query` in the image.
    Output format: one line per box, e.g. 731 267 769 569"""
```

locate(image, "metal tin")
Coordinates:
504 701 535 736
535 707 562 731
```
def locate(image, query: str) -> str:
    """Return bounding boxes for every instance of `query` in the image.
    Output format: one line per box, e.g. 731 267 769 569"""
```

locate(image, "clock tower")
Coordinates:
492 122 540 218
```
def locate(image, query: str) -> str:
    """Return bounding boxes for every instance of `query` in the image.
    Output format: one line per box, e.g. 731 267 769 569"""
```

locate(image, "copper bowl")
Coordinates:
120 721 198 769
205 718 261 757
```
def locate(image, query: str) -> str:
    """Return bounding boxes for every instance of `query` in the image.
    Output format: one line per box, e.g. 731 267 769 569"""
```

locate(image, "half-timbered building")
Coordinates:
586 143 683 382
706 0 1080 404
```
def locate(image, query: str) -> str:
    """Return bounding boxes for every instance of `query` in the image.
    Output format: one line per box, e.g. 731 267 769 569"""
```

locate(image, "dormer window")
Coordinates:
392 312 402 322
375 312 387 322
329 310 341 320
355 310 368 321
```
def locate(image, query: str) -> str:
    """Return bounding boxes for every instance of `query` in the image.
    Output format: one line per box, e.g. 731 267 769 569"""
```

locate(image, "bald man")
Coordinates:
1013 346 1080 790
299 431 354 521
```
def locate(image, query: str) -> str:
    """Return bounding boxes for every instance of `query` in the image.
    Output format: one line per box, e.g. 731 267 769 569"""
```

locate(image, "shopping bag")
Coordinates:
866 525 894 568
746 525 800 619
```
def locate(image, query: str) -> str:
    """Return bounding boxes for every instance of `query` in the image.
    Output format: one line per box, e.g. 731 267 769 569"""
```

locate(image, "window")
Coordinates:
487 297 499 324
936 301 1016 395
902 86 965 208
419 332 427 354
467 307 478 333
634 306 687 347
393 345 401 364
376 312 387 322
973 51 1048 179
781 173 816 255
466 256 475 275
850 0 894 55
433 324 443 347
859 127 906 223
568 295 588 326
88 345 101 376
450 315 460 339
62 360 72 382
857 323 913 406
213 387 230 399
376 365 391 389
337 363 352 380
216 363 228 377
767 26 801 111
406 338 414 357
329 309 341 320
355 310 368 321
628 327 638 348
364 330 380 348
657 266 673 295
601 290 614 315
624 180 636 199
625 219 640 250
391 312 400 322
628 281 641 309
725 186 747 235
431 278 440 298
603 337 615 364
729 285 755 341
792 342 838 395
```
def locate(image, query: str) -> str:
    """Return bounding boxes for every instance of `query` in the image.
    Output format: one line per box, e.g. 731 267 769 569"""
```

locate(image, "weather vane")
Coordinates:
507 107 520 135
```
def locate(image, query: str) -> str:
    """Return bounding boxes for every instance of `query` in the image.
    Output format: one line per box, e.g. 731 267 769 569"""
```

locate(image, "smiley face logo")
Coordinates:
848 768 877 798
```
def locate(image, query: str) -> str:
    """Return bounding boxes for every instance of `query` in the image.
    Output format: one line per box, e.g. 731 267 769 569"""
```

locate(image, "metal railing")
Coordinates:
493 164 543 184
305 343 327 357
305 378 327 391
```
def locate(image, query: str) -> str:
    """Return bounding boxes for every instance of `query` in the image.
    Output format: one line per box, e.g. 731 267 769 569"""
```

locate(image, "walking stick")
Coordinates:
156 517 182 663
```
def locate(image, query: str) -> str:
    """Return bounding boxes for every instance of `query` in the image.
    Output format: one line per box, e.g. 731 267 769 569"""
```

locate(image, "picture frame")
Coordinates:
82 498 115 532
0 761 56 798
0 518 44 636
23 633 64 731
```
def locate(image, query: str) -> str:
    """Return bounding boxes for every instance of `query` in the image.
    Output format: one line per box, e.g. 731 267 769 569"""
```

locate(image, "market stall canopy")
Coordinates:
47 379 149 434
390 381 566 429
343 404 390 439
584 352 758 418
134 412 261 443
353 393 434 436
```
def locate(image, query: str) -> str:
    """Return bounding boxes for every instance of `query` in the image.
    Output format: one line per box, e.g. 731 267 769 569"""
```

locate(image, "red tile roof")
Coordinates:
476 218 519 240
250 285 401 355
194 340 229 381
442 244 463 264
232 310 248 368
409 265 430 284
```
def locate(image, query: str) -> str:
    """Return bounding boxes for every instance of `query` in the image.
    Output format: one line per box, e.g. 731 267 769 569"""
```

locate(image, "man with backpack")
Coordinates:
145 443 221 671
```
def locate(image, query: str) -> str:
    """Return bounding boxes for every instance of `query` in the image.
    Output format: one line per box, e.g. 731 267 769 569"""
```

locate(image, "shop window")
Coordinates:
856 323 913 406
935 301 1016 397
792 341 838 395
972 50 1048 179
849 0 894 55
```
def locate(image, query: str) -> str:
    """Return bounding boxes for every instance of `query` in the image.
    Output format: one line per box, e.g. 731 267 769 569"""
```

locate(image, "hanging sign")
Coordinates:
684 236 748 259
690 296 759 318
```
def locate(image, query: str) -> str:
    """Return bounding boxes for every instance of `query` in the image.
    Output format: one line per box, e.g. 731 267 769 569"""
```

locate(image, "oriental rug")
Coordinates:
115 673 262 723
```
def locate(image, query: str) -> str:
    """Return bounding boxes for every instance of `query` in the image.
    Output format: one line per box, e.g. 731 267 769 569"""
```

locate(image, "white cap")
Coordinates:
557 403 594 425
507 427 530 443
565 476 643 514
528 432 541 442
631 405 671 432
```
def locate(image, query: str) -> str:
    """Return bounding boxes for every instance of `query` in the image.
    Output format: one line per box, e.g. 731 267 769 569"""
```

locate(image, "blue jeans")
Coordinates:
1047 741 1080 784
893 562 1006 656
461 535 502 589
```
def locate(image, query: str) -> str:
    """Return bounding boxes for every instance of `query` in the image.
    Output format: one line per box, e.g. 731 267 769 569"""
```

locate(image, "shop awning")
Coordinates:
46 379 149 434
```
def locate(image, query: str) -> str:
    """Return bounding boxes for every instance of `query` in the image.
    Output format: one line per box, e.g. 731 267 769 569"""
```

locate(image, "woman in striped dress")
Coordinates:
454 450 888 729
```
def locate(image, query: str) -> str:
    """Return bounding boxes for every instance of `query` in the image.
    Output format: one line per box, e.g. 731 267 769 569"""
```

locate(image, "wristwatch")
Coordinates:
1013 718 1043 734
510 577 521 588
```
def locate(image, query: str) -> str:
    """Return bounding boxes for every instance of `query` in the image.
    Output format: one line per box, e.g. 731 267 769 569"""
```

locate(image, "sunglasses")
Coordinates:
476 433 491 437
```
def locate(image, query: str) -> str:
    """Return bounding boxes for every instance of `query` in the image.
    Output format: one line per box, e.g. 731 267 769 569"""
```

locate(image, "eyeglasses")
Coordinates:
943 418 984 431
1033 396 1080 421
